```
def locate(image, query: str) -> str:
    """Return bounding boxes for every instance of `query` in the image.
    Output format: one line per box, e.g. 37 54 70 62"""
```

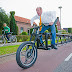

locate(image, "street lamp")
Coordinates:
58 6 62 30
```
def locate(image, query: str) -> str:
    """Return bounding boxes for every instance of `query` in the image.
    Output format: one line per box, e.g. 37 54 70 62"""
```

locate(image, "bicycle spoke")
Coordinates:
24 59 28 64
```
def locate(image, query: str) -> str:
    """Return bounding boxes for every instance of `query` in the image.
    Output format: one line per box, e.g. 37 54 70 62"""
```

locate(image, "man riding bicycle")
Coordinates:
31 7 58 50
3 23 10 42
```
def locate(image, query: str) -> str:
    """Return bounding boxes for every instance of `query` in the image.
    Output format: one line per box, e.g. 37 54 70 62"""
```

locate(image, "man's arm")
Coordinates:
51 11 56 22
31 15 38 26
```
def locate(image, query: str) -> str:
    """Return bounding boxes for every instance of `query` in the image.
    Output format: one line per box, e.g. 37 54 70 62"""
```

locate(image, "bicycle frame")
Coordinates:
2 30 9 41
29 25 51 50
1 30 14 43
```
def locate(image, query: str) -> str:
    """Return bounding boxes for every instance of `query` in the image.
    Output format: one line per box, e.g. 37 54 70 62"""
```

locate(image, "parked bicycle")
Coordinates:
0 30 17 44
16 25 52 69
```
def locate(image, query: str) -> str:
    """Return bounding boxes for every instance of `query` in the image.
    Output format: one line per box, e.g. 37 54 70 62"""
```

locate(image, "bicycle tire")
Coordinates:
2 36 6 44
16 41 37 69
10 36 17 43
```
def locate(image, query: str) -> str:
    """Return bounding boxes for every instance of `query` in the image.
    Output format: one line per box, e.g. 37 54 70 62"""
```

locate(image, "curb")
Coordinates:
0 52 16 58
0 42 23 47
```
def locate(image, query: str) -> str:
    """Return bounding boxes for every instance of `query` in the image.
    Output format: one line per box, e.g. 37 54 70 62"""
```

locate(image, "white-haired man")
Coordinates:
31 7 58 50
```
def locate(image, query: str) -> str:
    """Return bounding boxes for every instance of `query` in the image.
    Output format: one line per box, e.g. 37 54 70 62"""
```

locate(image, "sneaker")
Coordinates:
45 48 51 50
51 44 58 50
8 40 11 43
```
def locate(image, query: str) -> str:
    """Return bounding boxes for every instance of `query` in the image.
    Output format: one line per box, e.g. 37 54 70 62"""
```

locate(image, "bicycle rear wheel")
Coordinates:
16 41 37 69
10 36 17 43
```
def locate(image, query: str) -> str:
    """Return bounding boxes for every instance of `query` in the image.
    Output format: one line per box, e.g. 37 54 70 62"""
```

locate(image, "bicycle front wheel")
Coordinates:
1 36 6 44
16 41 37 69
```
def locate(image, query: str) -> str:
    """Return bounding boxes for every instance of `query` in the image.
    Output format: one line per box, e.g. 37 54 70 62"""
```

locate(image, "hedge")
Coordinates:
16 35 30 42
68 28 72 33
16 35 46 42
20 31 28 35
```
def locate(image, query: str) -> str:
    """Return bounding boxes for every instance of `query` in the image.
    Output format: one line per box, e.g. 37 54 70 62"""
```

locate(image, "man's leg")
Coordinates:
50 24 57 49
50 24 56 45
40 25 50 44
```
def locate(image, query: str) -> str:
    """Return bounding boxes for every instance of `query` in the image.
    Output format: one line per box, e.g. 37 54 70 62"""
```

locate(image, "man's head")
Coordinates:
36 7 42 16
3 23 7 27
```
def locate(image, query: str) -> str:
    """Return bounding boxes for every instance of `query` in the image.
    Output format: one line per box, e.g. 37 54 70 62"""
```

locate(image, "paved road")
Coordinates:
0 42 72 72
54 57 72 72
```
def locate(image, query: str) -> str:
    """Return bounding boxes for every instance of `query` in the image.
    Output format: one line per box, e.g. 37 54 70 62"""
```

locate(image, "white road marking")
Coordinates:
65 53 72 61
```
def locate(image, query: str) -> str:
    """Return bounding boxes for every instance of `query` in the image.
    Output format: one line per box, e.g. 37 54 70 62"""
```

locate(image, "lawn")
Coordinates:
0 45 20 55
0 39 61 56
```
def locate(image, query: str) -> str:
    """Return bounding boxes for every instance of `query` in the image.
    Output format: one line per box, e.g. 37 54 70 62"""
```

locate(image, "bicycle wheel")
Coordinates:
10 36 17 43
1 35 6 44
16 41 37 69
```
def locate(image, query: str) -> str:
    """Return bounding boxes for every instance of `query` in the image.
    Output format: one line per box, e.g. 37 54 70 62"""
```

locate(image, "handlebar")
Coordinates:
32 24 43 29
2 30 13 34
2 30 8 31
32 24 43 34
2 30 4 31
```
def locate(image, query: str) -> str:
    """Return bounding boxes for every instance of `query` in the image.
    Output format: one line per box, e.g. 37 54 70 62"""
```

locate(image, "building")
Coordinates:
14 16 60 35
56 17 61 31
14 16 37 35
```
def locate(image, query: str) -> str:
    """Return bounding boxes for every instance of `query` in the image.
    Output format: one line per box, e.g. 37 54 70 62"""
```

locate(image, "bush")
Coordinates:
61 29 68 34
62 32 69 34
68 28 72 33
20 32 28 35
16 35 30 42
61 30 67 33
16 34 46 42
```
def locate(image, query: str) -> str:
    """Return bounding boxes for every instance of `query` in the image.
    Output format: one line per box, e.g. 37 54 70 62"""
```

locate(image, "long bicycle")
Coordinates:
16 25 52 69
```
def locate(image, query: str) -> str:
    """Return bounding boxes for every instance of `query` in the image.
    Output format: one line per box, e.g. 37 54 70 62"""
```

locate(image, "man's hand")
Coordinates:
49 22 54 25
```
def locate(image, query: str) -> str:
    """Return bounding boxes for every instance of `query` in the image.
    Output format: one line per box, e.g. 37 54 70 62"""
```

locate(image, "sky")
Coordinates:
0 0 72 28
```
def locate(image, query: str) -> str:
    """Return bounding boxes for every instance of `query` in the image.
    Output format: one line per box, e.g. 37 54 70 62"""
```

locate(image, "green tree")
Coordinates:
0 7 9 35
10 11 18 35
68 28 72 33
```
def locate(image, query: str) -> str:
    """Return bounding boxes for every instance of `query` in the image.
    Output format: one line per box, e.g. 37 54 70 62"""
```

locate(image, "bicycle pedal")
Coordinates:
38 46 46 49
37 46 46 49
48 45 51 47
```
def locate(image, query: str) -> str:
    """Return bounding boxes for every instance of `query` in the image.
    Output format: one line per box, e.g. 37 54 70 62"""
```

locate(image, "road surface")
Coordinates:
0 42 72 72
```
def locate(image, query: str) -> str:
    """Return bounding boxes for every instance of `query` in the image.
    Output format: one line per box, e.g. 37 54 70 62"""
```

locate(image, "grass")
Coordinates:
0 39 62 56
0 45 20 55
